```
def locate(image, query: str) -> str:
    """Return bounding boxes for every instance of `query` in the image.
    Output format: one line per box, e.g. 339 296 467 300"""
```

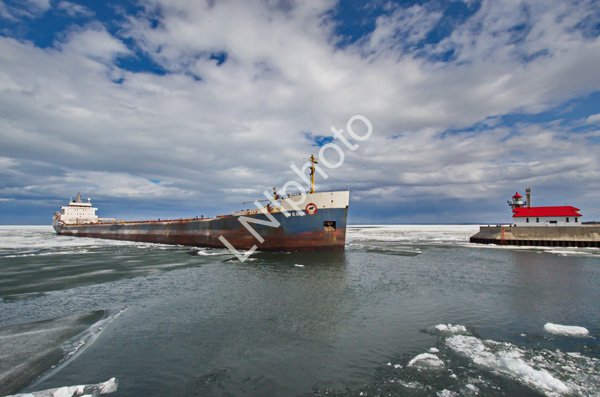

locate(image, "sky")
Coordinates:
0 0 599 225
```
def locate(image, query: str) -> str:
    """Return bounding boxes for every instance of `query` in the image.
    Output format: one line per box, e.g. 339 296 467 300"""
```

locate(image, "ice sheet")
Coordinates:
0 226 168 259
0 309 125 396
347 225 480 245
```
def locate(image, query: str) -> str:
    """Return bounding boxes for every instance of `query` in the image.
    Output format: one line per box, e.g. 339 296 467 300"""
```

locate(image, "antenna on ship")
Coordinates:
309 154 318 194
77 192 81 203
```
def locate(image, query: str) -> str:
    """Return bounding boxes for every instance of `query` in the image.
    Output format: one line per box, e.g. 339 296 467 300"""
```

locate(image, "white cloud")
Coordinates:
27 0 50 11
365 4 443 55
0 0 50 19
58 25 130 61
586 113 600 124
59 170 192 200
0 1 13 20
0 0 599 222
56 1 94 18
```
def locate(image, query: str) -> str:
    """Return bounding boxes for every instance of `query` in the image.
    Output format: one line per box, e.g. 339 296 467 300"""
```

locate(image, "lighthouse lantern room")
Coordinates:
508 192 524 210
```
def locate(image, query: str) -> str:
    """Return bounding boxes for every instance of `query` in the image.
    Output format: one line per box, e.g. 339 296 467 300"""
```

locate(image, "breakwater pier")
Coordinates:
469 225 600 247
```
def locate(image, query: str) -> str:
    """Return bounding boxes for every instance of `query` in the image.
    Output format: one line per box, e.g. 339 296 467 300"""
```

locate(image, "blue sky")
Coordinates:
1 0 599 225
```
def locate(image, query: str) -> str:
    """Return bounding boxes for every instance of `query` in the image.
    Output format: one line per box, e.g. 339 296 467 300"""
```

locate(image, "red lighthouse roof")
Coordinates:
512 206 581 218
512 192 522 198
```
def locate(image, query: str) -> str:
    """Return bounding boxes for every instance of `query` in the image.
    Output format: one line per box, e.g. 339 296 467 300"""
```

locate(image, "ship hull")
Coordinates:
53 206 348 252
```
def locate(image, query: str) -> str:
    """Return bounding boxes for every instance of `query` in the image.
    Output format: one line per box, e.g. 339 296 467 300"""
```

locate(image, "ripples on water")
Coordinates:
0 225 599 396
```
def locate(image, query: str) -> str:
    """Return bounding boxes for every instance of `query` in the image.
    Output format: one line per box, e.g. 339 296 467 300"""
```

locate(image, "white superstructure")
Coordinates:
232 190 350 217
54 193 98 225
232 155 350 217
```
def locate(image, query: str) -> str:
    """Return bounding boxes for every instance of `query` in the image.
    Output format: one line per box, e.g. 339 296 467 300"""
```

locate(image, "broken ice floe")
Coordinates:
446 334 571 396
374 323 600 396
8 378 118 397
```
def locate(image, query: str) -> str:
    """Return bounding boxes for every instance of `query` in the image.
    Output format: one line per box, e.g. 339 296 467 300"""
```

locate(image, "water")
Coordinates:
1 225 599 396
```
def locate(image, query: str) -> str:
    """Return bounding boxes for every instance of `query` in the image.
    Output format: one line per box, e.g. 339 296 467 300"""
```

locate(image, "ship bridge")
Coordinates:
55 193 99 225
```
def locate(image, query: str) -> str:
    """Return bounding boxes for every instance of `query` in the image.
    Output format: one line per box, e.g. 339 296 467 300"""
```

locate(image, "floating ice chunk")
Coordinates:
446 335 570 395
543 323 589 337
7 378 118 397
408 353 445 369
394 364 402 369
435 324 467 334
429 347 440 353
437 390 458 397
294 264 305 267
98 378 118 394
197 250 229 256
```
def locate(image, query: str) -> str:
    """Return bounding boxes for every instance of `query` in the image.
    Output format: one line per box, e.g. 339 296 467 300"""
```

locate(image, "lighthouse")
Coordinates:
507 192 525 210
470 189 596 246
508 188 582 226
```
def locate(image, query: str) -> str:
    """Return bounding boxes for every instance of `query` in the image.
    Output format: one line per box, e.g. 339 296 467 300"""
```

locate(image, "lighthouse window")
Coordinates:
566 217 569 222
536 218 539 223
526 218 529 223
575 217 578 223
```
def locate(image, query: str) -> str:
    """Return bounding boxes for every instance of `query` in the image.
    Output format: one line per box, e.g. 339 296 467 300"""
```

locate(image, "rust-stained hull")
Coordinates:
53 207 348 252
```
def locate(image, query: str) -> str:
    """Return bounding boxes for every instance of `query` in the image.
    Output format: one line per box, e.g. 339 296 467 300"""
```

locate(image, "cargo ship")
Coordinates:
53 156 349 252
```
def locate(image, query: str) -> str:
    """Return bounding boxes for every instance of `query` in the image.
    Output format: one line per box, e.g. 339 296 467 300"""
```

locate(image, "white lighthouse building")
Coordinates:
508 189 582 226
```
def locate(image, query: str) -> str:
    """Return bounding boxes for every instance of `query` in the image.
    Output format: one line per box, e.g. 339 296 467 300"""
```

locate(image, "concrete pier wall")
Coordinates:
469 226 600 247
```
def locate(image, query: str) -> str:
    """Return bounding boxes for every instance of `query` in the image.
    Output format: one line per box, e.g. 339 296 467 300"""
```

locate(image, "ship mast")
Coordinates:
309 154 318 194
